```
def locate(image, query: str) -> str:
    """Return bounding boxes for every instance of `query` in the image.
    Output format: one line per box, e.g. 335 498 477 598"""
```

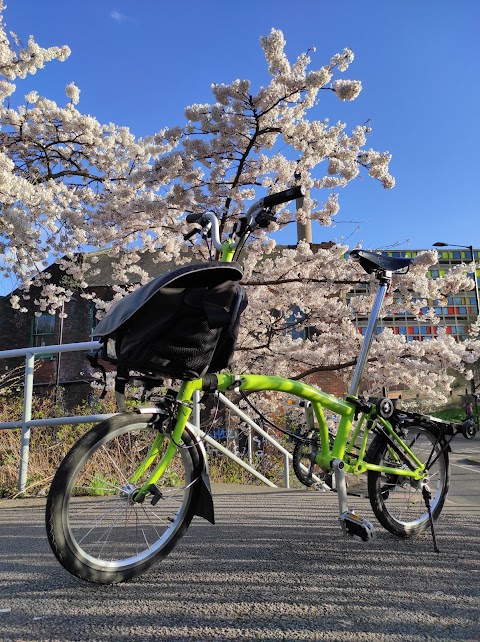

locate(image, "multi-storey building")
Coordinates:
350 248 479 342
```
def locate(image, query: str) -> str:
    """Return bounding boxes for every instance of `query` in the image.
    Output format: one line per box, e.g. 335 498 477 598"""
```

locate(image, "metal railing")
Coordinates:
0 342 309 492
0 341 113 491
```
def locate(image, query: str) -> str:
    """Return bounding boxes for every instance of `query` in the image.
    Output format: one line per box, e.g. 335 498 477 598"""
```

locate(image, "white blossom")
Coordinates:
333 79 362 101
25 90 39 104
65 81 80 104
330 49 355 72
306 67 332 89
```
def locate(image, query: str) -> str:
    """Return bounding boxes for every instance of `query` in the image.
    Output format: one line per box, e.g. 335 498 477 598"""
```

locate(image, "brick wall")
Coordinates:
0 286 111 408
306 370 348 397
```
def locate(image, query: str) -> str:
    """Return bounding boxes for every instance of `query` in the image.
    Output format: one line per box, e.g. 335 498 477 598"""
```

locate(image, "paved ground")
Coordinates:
1 469 479 642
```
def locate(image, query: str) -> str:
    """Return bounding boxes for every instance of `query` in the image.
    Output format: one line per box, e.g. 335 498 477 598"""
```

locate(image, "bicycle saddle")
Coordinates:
349 249 413 274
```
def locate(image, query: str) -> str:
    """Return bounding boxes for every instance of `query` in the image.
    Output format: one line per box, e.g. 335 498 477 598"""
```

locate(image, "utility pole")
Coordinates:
294 171 311 244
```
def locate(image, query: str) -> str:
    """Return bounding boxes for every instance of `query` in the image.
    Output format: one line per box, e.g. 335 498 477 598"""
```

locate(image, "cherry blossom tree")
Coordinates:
0 1 179 312
0 4 478 406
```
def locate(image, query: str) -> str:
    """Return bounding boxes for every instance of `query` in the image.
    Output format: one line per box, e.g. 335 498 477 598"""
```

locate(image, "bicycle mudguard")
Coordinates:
184 422 215 524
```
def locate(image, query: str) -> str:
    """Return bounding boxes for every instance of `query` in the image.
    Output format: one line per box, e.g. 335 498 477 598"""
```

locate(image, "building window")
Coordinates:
90 302 100 340
31 313 56 357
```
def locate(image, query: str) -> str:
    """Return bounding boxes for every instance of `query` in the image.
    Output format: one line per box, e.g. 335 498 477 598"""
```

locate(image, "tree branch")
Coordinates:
291 357 377 381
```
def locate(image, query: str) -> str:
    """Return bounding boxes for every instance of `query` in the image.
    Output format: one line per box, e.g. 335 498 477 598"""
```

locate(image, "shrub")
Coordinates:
0 392 118 497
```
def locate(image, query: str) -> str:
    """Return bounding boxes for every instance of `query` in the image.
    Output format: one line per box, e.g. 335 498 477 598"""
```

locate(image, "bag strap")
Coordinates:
86 345 129 410
114 363 130 412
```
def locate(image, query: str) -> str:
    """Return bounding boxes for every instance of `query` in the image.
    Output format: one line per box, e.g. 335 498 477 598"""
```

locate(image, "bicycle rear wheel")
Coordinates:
46 413 202 584
367 425 449 537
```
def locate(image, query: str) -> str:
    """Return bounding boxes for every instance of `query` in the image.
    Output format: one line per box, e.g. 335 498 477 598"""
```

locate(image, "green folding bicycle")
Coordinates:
45 187 461 584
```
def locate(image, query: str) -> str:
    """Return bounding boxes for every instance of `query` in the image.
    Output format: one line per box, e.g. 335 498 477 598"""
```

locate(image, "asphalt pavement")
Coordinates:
0 436 479 642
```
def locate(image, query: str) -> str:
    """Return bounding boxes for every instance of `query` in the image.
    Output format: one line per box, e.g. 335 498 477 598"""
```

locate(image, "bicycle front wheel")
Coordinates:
367 425 449 537
46 413 202 584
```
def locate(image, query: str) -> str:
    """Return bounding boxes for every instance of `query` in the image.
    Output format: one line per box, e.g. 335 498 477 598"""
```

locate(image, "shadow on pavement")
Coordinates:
0 488 479 641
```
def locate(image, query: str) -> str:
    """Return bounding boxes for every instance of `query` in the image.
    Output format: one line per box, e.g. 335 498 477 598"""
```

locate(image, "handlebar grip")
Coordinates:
185 213 204 224
262 186 305 208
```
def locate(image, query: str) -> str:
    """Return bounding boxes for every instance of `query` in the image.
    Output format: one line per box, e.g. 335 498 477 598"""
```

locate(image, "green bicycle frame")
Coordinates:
134 373 426 498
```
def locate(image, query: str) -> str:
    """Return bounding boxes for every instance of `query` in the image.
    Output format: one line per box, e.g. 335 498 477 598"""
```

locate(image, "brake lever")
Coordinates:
183 228 199 241
255 209 277 228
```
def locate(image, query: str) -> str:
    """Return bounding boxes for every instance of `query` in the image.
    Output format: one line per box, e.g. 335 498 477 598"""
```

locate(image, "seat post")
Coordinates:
349 270 392 397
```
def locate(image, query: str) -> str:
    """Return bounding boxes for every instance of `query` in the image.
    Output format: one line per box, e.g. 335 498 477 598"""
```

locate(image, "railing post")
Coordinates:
284 452 290 488
18 351 35 492
247 427 253 466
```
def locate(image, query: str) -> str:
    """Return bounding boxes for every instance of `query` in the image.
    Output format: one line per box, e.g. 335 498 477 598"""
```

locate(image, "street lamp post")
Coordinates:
433 241 480 426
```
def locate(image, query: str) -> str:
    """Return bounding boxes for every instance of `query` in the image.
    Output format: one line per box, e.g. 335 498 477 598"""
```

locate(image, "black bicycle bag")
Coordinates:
90 261 247 386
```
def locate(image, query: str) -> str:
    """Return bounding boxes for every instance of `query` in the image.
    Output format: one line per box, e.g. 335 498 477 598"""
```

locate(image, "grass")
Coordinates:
0 393 119 497
430 407 472 422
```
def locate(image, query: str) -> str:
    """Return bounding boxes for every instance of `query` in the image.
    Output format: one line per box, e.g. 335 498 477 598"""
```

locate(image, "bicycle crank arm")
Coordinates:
332 459 376 542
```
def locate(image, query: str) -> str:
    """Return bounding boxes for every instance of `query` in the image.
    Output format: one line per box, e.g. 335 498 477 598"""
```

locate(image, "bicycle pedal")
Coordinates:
339 510 375 542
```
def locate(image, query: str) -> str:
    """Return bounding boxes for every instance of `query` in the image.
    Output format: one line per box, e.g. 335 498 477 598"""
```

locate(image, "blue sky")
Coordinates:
4 0 480 252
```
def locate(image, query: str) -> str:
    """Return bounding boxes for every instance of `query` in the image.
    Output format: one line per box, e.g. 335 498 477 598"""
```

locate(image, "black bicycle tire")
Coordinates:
462 420 477 439
367 425 449 537
45 413 201 584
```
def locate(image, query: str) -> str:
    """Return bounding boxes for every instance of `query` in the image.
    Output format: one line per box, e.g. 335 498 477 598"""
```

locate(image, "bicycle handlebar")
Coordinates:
260 186 305 209
184 186 305 251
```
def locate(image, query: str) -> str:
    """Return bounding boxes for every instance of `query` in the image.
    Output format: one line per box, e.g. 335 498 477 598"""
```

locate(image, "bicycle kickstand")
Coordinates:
333 459 375 543
422 484 440 553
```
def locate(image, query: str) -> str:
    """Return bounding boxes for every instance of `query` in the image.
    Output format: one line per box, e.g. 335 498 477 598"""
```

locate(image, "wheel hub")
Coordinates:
119 482 138 503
